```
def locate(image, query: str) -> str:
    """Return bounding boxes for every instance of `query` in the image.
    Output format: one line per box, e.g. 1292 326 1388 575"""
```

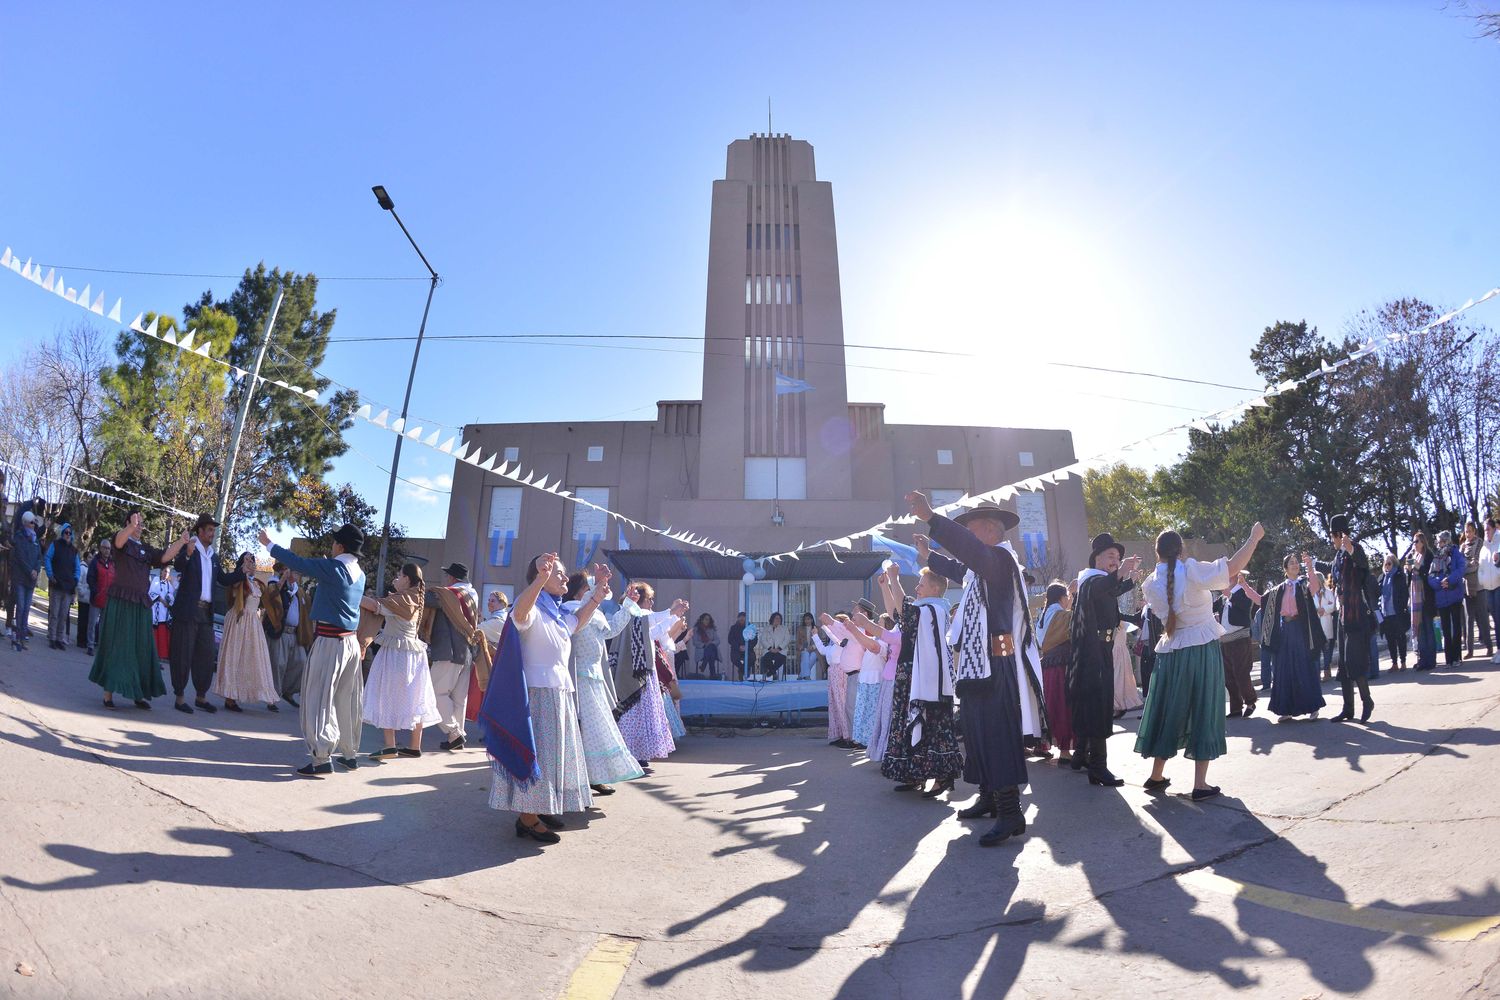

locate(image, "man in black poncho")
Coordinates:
1068 532 1140 788
909 490 1040 849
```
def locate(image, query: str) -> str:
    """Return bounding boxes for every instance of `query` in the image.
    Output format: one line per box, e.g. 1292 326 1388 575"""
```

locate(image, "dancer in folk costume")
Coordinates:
1314 515 1377 721
1137 524 1265 799
910 492 1042 849
1068 532 1141 787
847 609 890 750
1264 553 1327 721
813 612 860 747
362 562 442 758
1036 582 1077 767
211 552 280 712
613 582 686 772
879 564 963 797
561 564 644 794
481 552 602 844
864 609 903 765
421 562 493 752
262 524 368 778
89 512 193 709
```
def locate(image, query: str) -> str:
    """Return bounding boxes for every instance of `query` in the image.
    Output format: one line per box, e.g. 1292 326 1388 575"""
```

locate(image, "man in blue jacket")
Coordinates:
44 523 81 651
10 511 42 651
260 524 367 778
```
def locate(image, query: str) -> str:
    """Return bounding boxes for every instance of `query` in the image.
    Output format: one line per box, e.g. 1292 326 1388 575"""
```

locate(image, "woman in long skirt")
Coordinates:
212 553 280 712
1036 582 1076 766
1112 625 1144 715
879 566 963 795
492 553 597 844
362 563 441 758
89 511 191 709
613 582 680 768
1136 524 1265 799
561 568 644 794
865 612 902 763
847 611 889 750
1266 553 1327 721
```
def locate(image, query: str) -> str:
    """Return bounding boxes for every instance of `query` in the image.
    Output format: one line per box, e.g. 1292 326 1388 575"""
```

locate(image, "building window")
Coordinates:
745 457 807 500
503 446 519 463
1019 451 1035 467
746 224 752 250
745 277 752 304
487 487 522 567
936 449 954 466
795 275 802 304
586 445 603 462
571 487 609 567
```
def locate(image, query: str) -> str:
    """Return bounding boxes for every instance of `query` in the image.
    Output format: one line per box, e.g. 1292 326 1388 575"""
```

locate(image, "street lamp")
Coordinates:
371 184 439 596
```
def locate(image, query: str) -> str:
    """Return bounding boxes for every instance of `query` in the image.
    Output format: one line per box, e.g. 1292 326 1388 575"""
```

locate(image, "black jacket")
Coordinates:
171 544 242 617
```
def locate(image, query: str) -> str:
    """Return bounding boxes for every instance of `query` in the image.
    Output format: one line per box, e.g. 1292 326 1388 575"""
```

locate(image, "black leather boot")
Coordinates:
979 786 1027 847
957 788 997 819
1068 740 1089 772
1086 737 1125 787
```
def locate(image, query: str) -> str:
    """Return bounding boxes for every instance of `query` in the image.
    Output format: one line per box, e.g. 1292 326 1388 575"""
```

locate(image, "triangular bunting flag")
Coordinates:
452 442 470 462
438 437 455 454
20 260 32 279
76 283 90 306
304 388 318 398
371 409 390 428
193 343 210 356
63 287 77 303
406 427 423 440
161 329 177 346
0 248 11 268
424 429 441 447
130 313 146 333
90 291 105 314
356 404 372 419
479 455 497 471
41 268 55 291
177 330 194 352
390 418 405 434
106 298 121 322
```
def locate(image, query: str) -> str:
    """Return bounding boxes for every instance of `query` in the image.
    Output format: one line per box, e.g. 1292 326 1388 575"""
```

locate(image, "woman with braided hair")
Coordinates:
1135 523 1265 800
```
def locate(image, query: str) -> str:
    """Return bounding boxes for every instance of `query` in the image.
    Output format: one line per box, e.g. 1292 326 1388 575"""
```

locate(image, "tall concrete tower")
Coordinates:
697 135 853 502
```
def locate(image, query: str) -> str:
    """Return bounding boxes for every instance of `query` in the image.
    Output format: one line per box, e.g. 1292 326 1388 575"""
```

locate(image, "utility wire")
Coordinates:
36 263 428 281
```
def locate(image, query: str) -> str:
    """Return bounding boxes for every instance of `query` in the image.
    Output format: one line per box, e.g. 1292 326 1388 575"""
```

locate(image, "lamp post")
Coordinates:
371 184 439 596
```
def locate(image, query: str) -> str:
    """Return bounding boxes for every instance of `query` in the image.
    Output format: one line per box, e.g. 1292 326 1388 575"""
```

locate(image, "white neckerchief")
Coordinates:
1076 567 1106 586
333 551 365 586
195 538 214 601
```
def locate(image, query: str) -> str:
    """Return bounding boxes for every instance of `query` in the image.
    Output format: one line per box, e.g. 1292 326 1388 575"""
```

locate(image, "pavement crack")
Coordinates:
0 880 61 989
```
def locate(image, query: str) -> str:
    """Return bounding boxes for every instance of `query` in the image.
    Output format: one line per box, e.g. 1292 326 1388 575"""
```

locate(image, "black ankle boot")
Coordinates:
1068 742 1089 772
979 786 1026 847
1086 738 1125 787
957 789 997 819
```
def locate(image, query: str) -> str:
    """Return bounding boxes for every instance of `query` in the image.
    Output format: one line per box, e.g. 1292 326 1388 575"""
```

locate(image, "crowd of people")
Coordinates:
6 489 1499 853
816 494 1500 848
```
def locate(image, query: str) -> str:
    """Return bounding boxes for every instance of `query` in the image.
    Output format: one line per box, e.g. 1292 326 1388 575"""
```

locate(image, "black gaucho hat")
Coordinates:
953 501 1020 531
443 562 469 581
331 523 365 554
1088 532 1126 568
1329 514 1351 537
192 513 220 532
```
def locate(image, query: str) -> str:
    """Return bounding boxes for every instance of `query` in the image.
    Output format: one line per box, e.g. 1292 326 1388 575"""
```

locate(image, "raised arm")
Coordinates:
510 552 556 629
847 612 881 652
264 540 341 587
572 566 611 636
1225 522 1266 579
877 564 904 616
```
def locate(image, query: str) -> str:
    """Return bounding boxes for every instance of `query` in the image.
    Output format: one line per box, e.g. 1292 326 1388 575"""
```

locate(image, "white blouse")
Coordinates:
856 640 888 683
512 602 578 691
1142 557 1231 654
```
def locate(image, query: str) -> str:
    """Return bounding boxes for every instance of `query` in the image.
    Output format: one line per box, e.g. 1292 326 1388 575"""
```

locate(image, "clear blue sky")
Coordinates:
2 2 1496 539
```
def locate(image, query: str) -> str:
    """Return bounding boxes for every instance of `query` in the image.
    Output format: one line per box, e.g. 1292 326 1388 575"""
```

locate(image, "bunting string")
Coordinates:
0 458 194 518
4 241 1494 568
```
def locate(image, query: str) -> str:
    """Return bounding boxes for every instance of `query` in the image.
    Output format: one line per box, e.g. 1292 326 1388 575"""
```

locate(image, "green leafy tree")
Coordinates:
286 476 407 590
185 265 358 534
1081 462 1179 540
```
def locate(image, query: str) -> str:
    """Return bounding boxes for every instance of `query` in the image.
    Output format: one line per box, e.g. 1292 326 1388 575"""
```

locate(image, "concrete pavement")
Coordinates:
2 613 1499 998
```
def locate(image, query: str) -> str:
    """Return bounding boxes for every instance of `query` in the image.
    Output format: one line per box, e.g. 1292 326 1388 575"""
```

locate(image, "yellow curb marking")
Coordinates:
562 934 640 1000
1181 869 1500 942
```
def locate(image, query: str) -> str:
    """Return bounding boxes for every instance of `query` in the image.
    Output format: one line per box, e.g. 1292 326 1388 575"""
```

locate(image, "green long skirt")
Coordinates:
87 600 167 701
1133 640 1227 761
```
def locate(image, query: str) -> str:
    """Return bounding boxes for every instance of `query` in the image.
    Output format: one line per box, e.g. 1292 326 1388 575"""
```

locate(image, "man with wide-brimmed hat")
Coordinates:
261 523 368 777
421 561 492 751
908 492 1043 849
1068 532 1142 788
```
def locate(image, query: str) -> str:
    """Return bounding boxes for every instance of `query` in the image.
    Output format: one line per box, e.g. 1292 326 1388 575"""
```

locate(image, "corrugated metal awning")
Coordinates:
601 549 885 581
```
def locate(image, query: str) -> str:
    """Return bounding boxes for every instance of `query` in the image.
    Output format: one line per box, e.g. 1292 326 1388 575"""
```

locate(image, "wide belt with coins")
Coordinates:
989 634 1015 658
1096 628 1116 644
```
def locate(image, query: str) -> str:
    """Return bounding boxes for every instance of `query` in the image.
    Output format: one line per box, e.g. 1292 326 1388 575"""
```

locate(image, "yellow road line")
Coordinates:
561 934 640 1000
1181 869 1500 942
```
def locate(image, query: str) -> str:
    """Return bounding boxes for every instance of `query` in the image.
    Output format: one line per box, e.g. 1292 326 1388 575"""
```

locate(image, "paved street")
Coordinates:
3 615 1499 999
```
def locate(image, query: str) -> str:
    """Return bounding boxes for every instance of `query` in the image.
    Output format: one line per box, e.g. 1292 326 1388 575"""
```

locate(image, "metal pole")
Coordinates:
374 271 438 596
217 290 284 526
